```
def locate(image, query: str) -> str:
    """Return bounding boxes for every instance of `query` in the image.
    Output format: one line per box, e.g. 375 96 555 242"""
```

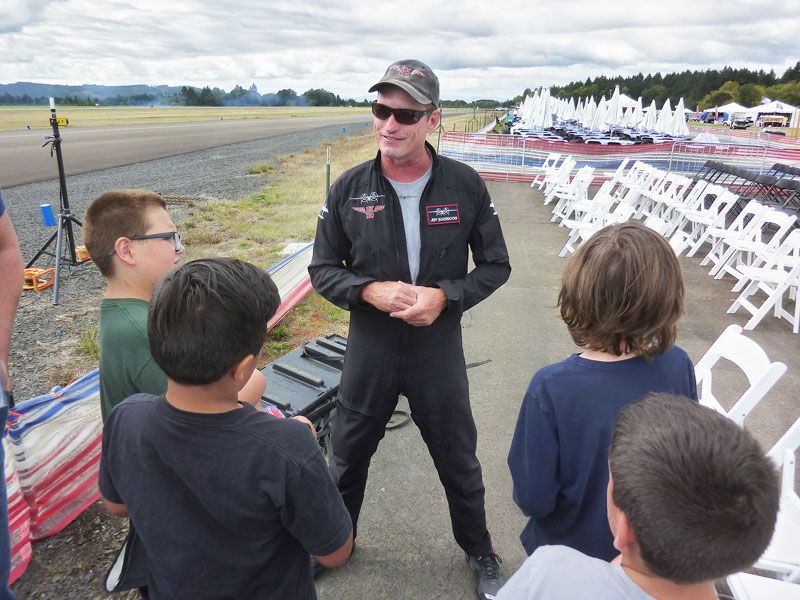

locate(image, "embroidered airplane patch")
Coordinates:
352 205 386 219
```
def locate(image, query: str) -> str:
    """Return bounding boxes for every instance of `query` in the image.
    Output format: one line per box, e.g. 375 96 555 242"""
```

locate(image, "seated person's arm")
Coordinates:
238 369 266 407
102 495 129 518
313 532 353 568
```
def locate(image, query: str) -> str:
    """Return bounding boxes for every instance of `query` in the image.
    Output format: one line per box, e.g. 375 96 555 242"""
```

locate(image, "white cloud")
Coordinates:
0 0 798 99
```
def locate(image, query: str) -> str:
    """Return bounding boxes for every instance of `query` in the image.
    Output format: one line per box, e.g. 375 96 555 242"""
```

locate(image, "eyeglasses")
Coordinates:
371 102 433 125
129 231 183 252
107 231 184 257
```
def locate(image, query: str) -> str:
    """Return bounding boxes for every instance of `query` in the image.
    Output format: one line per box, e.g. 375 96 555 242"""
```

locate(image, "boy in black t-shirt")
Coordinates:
99 258 353 600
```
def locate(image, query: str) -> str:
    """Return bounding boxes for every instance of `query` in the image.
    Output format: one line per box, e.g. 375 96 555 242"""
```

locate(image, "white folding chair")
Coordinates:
727 229 800 334
542 156 577 204
558 202 634 257
603 157 631 184
550 167 596 223
635 172 693 220
694 324 787 425
700 202 768 274
768 416 800 468
754 449 800 582
531 152 562 190
727 572 800 599
671 188 739 257
710 208 797 282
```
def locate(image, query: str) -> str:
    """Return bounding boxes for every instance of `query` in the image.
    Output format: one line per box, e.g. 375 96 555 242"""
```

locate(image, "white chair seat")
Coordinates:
727 572 800 599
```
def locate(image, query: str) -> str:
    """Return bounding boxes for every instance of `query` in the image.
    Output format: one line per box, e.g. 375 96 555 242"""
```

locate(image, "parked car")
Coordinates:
730 114 751 129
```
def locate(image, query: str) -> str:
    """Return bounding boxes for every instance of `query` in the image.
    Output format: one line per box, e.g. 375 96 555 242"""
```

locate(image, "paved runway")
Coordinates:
0 113 372 187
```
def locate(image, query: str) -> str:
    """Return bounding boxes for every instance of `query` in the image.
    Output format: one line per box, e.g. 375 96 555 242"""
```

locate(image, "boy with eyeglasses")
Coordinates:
84 189 266 421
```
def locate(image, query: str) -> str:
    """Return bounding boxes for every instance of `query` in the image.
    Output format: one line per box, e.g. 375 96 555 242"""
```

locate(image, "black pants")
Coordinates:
330 327 492 556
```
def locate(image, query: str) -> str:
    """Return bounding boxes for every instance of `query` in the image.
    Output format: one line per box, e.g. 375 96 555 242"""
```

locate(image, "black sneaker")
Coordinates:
466 551 505 599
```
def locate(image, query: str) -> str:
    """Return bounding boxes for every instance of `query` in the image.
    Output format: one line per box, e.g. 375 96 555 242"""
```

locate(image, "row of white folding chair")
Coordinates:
542 156 577 205
706 207 797 286
669 187 740 257
699 202 769 274
530 152 562 190
727 229 800 334
558 199 634 257
633 172 694 220
555 165 670 256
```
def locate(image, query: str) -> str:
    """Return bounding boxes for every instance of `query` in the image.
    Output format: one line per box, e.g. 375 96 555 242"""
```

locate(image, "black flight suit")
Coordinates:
308 143 511 556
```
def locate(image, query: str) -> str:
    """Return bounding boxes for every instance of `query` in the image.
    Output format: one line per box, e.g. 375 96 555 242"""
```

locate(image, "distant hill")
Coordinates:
0 82 182 101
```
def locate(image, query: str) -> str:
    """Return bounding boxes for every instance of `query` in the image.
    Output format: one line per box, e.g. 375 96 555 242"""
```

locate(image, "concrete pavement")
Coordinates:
315 180 799 599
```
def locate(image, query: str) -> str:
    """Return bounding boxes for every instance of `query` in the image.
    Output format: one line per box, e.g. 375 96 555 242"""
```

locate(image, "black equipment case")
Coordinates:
259 334 347 422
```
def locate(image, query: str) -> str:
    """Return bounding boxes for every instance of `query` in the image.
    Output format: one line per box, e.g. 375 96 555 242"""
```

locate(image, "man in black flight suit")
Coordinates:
308 59 511 600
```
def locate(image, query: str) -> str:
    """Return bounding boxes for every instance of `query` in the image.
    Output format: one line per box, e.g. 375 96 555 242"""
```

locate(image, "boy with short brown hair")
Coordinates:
508 222 698 561
84 189 265 420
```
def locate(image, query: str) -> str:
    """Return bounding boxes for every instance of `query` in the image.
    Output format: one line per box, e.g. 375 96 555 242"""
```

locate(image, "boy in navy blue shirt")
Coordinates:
508 222 697 561
99 258 352 599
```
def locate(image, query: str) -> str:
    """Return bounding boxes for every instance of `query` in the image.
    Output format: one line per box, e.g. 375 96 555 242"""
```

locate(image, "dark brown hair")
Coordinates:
610 393 780 583
83 189 167 276
558 221 684 359
148 258 280 385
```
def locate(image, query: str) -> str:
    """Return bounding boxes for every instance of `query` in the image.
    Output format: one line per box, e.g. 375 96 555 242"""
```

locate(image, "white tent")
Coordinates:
712 101 748 114
745 99 798 117
618 93 638 109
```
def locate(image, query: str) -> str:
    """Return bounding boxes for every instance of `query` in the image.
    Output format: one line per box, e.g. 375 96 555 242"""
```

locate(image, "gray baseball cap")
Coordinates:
369 59 440 108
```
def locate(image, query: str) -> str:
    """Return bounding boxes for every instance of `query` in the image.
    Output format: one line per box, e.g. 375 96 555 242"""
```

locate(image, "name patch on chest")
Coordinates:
426 204 460 225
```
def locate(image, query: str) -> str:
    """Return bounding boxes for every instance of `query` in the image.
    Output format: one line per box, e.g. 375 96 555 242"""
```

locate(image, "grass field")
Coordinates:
0 105 371 131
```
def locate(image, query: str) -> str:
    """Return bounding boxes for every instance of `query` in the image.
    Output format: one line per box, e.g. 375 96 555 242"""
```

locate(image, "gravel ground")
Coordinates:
4 122 368 599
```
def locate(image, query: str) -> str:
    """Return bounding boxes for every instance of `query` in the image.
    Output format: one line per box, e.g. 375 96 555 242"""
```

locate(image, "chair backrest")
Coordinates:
608 158 631 183
767 423 800 469
694 324 788 425
720 201 768 238
751 209 797 249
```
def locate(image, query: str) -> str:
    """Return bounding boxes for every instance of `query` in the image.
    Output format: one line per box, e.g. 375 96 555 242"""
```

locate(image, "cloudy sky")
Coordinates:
2 0 799 100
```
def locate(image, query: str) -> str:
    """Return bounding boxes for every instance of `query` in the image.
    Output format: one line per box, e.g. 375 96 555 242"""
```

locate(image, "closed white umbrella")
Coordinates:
640 100 658 130
590 97 609 132
605 85 624 127
582 96 597 128
671 98 690 136
655 98 673 134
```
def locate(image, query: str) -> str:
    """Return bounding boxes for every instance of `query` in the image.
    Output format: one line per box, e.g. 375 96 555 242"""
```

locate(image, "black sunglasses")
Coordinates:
371 102 433 125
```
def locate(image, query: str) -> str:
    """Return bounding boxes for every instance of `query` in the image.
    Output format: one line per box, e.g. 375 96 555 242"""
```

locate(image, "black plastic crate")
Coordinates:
259 334 347 422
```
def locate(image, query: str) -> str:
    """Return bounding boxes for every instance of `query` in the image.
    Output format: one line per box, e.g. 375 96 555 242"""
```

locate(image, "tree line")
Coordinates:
547 63 800 110
0 83 512 109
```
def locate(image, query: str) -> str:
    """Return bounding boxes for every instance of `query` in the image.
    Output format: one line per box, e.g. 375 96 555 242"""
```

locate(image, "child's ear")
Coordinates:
113 237 137 266
612 509 639 556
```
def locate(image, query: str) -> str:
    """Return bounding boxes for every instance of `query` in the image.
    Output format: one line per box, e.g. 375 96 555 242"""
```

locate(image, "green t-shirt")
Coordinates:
99 298 167 421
